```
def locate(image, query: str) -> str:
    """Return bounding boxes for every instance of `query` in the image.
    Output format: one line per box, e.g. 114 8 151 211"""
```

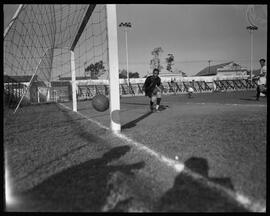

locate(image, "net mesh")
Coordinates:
4 4 108 107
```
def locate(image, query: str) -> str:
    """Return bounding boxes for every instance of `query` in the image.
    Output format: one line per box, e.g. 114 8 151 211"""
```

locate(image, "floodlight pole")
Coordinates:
119 22 132 86
125 29 129 85
246 25 258 81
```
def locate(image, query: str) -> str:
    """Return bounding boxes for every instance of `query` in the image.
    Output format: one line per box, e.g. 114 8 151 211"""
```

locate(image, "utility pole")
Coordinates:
246 25 258 80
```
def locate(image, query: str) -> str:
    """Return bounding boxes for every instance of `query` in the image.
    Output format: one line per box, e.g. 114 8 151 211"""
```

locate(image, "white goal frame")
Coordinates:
4 4 121 132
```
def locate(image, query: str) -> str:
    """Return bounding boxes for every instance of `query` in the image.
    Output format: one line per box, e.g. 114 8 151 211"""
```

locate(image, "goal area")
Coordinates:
4 4 121 131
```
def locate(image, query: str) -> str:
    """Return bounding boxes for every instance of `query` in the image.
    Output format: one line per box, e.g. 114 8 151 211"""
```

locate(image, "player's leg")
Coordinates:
151 95 157 112
260 85 266 97
156 91 162 111
256 85 260 100
149 97 154 111
188 87 194 98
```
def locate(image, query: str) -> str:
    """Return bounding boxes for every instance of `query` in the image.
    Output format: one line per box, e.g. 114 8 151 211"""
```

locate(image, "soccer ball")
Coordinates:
92 94 109 112
188 87 194 93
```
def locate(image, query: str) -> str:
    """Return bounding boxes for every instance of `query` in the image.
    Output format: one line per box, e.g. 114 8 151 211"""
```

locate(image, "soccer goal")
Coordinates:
4 4 121 132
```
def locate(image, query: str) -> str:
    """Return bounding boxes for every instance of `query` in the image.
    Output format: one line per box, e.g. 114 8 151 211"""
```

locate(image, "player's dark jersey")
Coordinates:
143 75 161 97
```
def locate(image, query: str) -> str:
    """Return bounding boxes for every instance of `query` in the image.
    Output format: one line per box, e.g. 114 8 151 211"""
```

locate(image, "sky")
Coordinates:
3 4 267 77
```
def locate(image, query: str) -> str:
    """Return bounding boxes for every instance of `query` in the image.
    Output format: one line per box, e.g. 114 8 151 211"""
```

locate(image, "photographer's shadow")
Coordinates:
155 157 247 212
184 157 234 190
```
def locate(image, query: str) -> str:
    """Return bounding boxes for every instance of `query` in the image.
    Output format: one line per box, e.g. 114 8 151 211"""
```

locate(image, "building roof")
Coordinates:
159 71 183 77
217 62 247 72
195 62 233 76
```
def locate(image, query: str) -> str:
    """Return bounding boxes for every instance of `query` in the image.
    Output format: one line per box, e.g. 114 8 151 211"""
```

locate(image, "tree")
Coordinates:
119 69 127 78
119 69 140 78
150 47 164 71
166 54 175 72
85 60 105 79
129 72 139 78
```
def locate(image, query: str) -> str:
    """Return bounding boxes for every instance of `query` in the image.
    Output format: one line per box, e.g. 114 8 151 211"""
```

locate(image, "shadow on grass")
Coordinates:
239 98 258 101
121 111 153 130
9 103 116 185
155 157 248 212
158 104 169 111
121 102 148 106
9 145 145 212
15 143 90 183
121 105 169 130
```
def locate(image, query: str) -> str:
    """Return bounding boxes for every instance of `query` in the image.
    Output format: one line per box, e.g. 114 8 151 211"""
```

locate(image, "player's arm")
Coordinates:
253 75 260 80
156 77 164 91
260 71 266 77
259 66 267 77
142 77 150 92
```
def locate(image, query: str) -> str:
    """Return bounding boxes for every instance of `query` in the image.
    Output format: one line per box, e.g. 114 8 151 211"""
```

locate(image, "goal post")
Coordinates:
3 4 24 38
106 4 121 132
70 51 77 112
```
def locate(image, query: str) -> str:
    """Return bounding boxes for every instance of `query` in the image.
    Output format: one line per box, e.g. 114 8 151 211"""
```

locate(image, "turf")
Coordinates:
121 91 267 202
4 90 266 212
65 90 266 202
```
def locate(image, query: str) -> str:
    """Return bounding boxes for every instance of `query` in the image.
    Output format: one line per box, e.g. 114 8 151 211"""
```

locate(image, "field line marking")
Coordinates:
59 103 109 130
186 102 266 107
224 103 266 107
58 102 265 212
113 131 266 212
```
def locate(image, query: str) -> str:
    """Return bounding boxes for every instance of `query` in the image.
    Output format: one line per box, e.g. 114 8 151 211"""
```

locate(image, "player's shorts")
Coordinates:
151 87 161 99
259 84 267 94
258 77 266 85
152 87 159 95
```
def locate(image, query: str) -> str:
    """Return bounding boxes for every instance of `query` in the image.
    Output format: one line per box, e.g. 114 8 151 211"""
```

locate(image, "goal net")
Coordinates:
4 4 109 111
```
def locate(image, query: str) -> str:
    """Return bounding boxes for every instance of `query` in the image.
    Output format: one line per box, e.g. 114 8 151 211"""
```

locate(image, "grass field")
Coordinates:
4 90 266 212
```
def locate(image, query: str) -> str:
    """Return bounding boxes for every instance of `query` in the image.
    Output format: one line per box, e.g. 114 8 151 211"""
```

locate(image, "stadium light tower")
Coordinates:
119 22 132 86
246 25 258 80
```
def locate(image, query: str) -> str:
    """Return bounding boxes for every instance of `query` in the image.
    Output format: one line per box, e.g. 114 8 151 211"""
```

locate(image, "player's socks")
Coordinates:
150 101 154 111
156 98 161 111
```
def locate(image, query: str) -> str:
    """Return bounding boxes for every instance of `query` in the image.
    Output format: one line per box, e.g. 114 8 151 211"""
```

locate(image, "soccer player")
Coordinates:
187 80 195 98
255 58 267 100
187 85 194 98
143 68 163 112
